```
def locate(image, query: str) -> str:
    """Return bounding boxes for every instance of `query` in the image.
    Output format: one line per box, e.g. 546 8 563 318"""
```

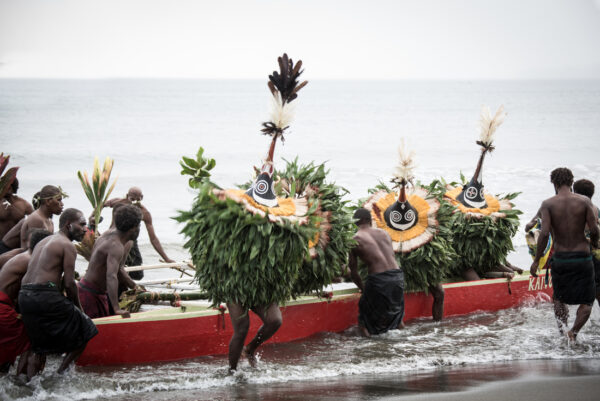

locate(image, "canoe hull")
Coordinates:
77 274 553 366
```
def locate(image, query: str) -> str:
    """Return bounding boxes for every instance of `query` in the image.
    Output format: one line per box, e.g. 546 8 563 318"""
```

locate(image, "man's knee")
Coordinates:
233 318 250 337
580 304 593 315
266 314 282 331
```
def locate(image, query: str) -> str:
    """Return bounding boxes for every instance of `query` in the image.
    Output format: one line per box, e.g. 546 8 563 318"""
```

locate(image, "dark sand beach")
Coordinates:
97 359 600 401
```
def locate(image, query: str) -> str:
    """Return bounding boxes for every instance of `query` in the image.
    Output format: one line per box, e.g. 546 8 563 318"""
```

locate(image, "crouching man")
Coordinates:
78 205 143 319
18 208 98 379
349 208 405 336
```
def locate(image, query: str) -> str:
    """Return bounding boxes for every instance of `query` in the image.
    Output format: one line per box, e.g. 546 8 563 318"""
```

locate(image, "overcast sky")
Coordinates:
1 0 600 79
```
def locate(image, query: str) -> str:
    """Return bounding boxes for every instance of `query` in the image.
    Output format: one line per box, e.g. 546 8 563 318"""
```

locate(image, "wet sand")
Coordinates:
105 358 600 401
391 375 600 401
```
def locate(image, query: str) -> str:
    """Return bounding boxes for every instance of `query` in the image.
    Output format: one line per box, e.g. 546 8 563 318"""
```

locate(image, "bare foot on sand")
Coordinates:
243 346 257 368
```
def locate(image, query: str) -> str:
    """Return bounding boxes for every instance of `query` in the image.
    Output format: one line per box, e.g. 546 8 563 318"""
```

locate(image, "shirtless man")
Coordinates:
105 187 175 279
0 179 34 254
530 168 599 342
18 208 98 379
573 178 600 307
349 208 405 336
19 185 64 249
1 192 39 252
0 229 51 375
78 205 143 319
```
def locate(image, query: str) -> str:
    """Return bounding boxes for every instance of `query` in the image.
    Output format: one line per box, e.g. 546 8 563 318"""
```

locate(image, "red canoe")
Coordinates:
77 274 553 366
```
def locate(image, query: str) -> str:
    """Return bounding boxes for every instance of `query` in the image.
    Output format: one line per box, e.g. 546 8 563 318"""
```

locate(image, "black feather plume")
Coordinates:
261 53 309 137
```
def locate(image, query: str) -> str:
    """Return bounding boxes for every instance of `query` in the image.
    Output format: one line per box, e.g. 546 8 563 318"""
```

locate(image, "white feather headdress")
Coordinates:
477 105 506 151
269 93 296 131
392 139 416 187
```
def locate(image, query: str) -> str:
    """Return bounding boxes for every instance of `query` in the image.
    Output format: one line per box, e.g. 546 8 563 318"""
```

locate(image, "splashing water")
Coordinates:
3 301 600 400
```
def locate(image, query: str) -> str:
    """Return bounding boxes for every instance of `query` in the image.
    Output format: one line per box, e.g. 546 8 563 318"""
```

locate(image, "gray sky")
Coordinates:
1 0 599 79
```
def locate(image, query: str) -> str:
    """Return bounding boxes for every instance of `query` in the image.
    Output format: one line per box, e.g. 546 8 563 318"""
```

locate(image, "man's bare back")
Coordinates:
539 192 598 254
352 227 399 275
23 233 76 288
82 230 134 317
83 232 126 292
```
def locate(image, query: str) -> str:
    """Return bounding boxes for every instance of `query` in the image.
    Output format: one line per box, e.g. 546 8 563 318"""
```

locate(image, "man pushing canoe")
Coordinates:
349 208 405 336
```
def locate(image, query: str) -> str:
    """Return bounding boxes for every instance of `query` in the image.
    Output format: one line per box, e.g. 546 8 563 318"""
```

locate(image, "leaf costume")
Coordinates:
177 54 350 309
275 159 356 297
362 142 456 292
443 106 522 277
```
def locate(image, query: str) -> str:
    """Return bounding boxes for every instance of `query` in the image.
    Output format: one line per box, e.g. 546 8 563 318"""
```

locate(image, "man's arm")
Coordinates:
530 203 551 277
62 245 82 309
585 202 599 249
348 250 364 292
143 210 175 263
117 240 138 290
524 208 542 232
106 249 131 318
103 197 122 208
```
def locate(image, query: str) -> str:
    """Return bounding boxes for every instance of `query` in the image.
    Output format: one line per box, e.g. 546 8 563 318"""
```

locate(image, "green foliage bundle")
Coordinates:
179 147 217 189
276 159 356 296
447 194 521 277
176 182 316 308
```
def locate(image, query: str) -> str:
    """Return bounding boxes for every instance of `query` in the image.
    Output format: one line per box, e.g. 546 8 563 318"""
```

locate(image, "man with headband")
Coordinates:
105 187 175 279
19 185 66 249
348 208 405 336
530 168 599 342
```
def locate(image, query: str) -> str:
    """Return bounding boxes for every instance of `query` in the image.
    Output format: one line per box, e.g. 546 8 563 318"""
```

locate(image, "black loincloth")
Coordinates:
125 240 144 280
18 283 98 354
594 255 600 293
0 240 12 255
358 269 405 335
551 252 595 305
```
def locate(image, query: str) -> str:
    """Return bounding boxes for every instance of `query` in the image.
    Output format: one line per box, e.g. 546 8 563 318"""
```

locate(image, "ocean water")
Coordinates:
1 79 600 399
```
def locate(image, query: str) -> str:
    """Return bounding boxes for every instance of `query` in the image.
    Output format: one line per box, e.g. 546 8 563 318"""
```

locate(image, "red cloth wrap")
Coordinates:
0 291 30 364
77 279 110 319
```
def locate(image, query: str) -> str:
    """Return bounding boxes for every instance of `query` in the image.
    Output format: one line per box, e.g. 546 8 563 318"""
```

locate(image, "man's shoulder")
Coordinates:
12 196 31 208
52 234 76 251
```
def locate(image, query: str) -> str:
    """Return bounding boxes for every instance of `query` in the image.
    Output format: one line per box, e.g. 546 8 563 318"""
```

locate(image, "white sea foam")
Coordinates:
3 302 600 401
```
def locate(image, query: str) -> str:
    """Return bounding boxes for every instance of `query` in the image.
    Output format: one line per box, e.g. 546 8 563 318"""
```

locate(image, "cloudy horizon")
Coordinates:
1 0 600 80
